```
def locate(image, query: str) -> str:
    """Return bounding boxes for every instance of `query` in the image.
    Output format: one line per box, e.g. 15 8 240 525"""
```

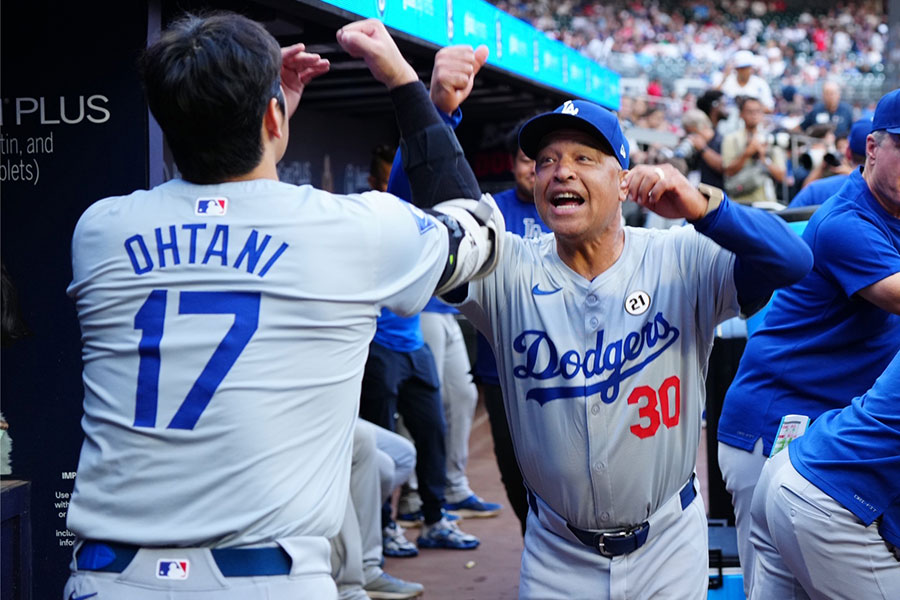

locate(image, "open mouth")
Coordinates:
550 192 585 208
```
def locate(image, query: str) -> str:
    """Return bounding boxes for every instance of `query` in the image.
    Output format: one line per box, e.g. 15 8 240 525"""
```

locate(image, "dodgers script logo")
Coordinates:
512 312 679 405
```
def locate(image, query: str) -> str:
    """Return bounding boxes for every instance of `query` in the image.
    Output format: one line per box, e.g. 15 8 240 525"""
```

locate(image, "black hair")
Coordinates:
369 144 396 178
696 89 725 118
139 11 283 183
736 95 761 112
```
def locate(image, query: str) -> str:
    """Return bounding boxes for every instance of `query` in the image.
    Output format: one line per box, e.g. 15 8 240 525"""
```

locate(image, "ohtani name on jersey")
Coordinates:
124 224 289 278
512 311 679 405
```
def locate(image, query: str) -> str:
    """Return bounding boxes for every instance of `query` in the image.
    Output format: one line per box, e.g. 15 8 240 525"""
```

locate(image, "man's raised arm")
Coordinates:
336 20 482 206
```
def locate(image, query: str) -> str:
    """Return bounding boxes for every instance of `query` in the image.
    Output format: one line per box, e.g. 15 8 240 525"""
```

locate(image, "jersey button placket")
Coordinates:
585 292 600 331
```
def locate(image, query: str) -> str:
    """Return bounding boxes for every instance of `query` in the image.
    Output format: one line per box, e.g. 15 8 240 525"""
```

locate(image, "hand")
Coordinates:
429 44 489 115
745 137 765 158
621 164 708 221
280 44 331 118
336 19 417 89
688 133 707 151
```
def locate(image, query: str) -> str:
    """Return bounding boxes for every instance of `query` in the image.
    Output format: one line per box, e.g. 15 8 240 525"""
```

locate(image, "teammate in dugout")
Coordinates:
63 13 501 600
718 87 900 596
748 348 900 599
391 90 814 598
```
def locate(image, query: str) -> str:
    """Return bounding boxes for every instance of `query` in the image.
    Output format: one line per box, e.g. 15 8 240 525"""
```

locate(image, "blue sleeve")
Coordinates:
787 185 817 209
808 208 900 298
387 106 465 204
692 198 814 315
798 109 816 132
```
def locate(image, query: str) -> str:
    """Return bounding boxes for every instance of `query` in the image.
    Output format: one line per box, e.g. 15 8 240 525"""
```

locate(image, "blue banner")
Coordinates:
326 0 620 109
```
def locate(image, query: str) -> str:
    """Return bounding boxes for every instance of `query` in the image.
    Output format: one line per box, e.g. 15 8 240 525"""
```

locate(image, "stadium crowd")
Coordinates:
488 0 890 208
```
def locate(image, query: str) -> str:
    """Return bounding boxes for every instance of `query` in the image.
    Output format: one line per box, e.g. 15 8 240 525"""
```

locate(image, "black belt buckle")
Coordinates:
592 523 647 558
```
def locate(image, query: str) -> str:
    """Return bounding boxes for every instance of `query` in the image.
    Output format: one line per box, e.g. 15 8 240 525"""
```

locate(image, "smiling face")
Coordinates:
533 129 627 246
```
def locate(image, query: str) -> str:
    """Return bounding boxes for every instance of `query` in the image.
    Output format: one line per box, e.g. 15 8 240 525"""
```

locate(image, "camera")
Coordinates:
799 147 842 171
673 137 698 161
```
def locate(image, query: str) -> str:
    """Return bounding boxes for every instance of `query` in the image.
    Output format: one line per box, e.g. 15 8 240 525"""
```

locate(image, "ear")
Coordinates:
618 169 629 203
866 134 877 164
263 97 285 141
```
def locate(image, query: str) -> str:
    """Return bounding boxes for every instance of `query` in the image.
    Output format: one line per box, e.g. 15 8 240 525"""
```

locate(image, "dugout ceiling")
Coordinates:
162 0 573 121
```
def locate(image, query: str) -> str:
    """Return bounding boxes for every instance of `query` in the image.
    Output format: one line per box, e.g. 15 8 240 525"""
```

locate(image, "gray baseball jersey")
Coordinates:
458 225 739 530
66 178 447 548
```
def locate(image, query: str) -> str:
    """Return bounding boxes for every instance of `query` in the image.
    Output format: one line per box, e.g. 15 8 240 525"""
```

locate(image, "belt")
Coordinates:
76 541 292 577
529 474 696 558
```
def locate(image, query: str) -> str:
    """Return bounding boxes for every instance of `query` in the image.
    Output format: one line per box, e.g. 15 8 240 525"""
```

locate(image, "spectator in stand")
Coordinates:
797 81 855 139
789 119 872 208
697 89 729 133
714 50 775 113
722 96 786 205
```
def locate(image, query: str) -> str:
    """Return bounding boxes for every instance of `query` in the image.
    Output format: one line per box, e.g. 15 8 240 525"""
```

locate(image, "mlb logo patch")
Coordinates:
195 197 228 216
156 559 190 580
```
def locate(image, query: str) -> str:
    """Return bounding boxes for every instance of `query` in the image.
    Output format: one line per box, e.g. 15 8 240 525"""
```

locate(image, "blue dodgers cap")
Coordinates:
518 100 630 169
847 119 872 156
872 88 900 134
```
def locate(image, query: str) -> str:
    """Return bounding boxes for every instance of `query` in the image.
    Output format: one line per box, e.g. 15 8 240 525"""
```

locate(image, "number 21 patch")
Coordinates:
625 290 651 315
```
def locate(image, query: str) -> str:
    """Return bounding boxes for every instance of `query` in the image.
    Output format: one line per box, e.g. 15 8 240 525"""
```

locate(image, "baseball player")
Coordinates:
331 419 422 599
387 46 504 522
748 348 900 599
718 87 900 595
390 91 813 596
470 120 551 535
395 110 552 533
63 15 502 600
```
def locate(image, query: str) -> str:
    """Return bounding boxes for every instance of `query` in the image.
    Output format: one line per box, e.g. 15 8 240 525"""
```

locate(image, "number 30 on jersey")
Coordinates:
628 375 681 439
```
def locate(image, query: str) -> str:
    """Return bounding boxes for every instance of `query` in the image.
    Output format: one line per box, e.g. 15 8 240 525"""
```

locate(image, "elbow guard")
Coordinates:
428 193 505 296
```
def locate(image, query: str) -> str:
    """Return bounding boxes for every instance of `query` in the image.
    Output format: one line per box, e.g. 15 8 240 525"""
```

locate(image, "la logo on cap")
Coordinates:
562 100 579 115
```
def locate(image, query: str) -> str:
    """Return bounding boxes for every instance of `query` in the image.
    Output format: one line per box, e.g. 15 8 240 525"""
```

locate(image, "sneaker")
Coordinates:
382 523 418 558
416 517 480 550
396 509 459 528
443 494 502 518
363 572 424 599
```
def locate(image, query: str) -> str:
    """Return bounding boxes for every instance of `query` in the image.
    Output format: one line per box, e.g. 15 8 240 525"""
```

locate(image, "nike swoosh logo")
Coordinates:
532 284 562 296
69 593 98 600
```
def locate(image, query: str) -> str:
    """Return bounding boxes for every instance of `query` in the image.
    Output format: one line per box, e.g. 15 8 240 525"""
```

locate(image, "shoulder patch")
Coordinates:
403 202 436 235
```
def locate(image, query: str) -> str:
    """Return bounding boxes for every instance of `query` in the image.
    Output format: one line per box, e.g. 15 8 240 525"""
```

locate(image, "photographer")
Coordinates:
797 123 854 189
789 119 872 208
722 96 786 205
674 108 724 188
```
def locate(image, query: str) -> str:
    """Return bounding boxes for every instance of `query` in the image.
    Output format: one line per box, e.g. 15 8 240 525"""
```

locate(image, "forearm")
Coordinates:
701 147 723 173
724 152 750 176
692 198 813 314
765 158 786 183
389 81 480 207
